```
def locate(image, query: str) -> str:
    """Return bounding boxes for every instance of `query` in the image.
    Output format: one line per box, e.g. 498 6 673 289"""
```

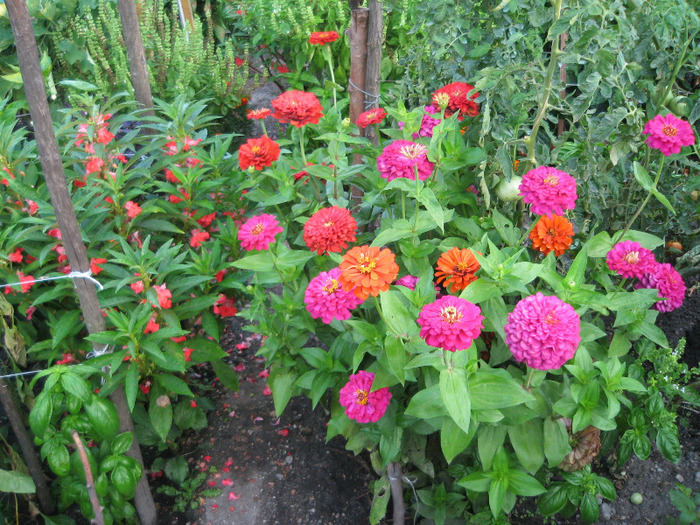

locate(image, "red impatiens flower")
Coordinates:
153 284 172 309
271 90 324 127
238 136 281 171
303 206 357 255
213 295 238 317
90 257 107 275
8 249 23 263
183 348 194 361
130 279 145 294
309 31 340 45
196 212 217 229
356 108 387 128
144 316 160 334
125 201 142 219
85 157 105 175
190 229 210 248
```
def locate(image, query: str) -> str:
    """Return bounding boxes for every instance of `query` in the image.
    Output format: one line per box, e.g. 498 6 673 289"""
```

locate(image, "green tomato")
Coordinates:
630 492 643 505
496 176 523 202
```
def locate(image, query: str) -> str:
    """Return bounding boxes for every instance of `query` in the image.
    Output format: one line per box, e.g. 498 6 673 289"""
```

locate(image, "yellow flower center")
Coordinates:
545 311 558 324
355 389 369 405
547 228 557 236
399 143 427 160
440 305 463 324
662 125 677 137
251 223 265 235
251 146 261 154
357 255 377 274
543 175 559 186
323 221 334 227
623 251 639 264
322 278 340 294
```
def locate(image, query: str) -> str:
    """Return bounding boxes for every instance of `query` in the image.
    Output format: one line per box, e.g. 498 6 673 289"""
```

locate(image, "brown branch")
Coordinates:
387 462 405 525
71 431 104 525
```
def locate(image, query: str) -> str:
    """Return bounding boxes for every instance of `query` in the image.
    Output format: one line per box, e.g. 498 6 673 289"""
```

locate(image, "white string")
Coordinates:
388 475 420 525
1 269 104 291
0 344 111 381
348 79 380 109
86 344 111 359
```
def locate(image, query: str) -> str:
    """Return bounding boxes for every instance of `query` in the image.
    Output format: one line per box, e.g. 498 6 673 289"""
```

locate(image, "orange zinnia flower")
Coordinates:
435 247 480 293
529 214 574 256
338 246 399 300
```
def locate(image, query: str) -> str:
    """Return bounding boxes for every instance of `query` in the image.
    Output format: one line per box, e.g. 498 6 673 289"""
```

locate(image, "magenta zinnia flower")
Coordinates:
413 106 442 139
339 371 392 423
395 275 419 290
642 114 695 156
505 293 580 370
376 140 434 182
606 241 657 279
417 296 484 352
305 268 364 324
237 214 284 251
519 166 577 216
635 262 686 313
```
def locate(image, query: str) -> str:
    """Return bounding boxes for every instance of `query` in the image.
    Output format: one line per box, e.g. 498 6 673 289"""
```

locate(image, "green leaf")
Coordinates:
508 470 546 496
384 335 406 385
200 311 220 341
125 363 139 412
154 374 193 397
441 418 476 464
111 432 134 456
633 161 654 192
586 231 612 258
58 79 98 91
440 368 471 434
164 456 189 485
458 470 492 493
47 444 70 477
0 470 35 494
564 245 588 290
232 252 274 271
405 384 447 419
459 279 500 304
478 426 507 472
275 250 315 272
112 464 137 498
580 492 599 524
212 359 239 391
369 476 391 525
84 395 120 440
470 370 533 410
186 338 227 363
380 290 416 337
656 429 681 463
538 485 568 516
269 368 296 416
149 393 173 442
508 419 544 474
51 310 82 349
608 332 631 357
489 477 508 517
651 187 675 214
59 373 91 403
619 230 665 250
417 187 446 233
543 417 572 467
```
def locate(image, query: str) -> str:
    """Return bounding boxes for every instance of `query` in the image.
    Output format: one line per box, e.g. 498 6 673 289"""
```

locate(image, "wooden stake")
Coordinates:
5 1 157 524
557 31 568 137
387 462 405 525
117 0 155 119
364 0 383 146
71 431 104 525
0 380 54 515
347 7 369 126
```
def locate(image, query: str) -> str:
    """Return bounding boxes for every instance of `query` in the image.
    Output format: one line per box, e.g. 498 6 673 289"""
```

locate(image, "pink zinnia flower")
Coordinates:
153 284 172 309
417 296 484 352
395 275 419 290
338 371 392 423
635 263 686 313
413 106 441 139
304 268 364 324
237 214 284 251
504 293 580 370
642 114 695 156
606 241 656 279
519 166 577 216
376 140 434 182
190 229 210 248
125 201 142 219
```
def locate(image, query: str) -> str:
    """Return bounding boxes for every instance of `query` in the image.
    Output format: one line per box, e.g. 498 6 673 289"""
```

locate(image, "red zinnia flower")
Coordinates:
238 136 281 171
432 81 480 120
247 108 271 120
271 90 324 127
309 31 340 45
356 108 387 128
303 206 357 255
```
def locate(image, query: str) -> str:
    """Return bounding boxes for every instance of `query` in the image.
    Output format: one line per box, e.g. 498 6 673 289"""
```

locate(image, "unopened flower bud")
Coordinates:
342 118 351 128
433 92 450 111
247 166 256 174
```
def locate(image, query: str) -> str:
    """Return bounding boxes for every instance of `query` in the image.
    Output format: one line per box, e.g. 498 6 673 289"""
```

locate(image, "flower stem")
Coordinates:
261 121 268 137
443 350 454 371
372 295 387 326
523 0 564 171
524 367 535 390
324 46 337 107
618 156 666 242
300 126 323 202
412 166 421 231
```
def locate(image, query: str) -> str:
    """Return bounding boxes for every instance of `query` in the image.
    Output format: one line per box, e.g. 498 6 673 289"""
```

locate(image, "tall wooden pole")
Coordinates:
347 7 369 126
5 1 157 524
364 0 383 146
117 0 155 118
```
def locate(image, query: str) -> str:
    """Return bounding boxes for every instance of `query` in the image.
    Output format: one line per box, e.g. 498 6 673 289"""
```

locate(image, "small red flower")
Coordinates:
90 257 107 275
130 280 144 294
190 229 210 248
139 381 152 395
125 201 142 219
356 108 387 128
85 157 105 175
196 212 217 228
8 249 23 263
309 31 340 45
144 316 160 334
183 348 194 361
190 400 198 408
153 284 172 309
213 295 238 317
247 108 271 120
238 136 281 171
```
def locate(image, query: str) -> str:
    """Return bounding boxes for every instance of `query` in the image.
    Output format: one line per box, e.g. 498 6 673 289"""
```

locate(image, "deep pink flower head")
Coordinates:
505 293 580 370
413 106 441 139
238 214 284 251
519 166 577 216
304 268 364 324
395 275 419 290
417 296 484 352
376 140 434 182
606 241 657 279
339 371 392 423
635 262 685 313
643 114 695 156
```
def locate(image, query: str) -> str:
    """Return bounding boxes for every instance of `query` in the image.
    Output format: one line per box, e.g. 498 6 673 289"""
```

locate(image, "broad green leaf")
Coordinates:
59 373 90 402
276 250 315 271
543 417 571 467
84 395 120 440
232 252 274 271
29 392 52 440
149 393 173 442
384 335 406 385
508 470 546 496
441 418 477 464
440 368 471 434
459 279 500 304
478 426 507 471
405 384 447 419
380 290 416 337
213 359 239 391
489 477 508 517
369 476 391 525
0 470 35 494
632 161 654 191
564 245 588 290
470 370 533 410
269 368 297 416
155 374 193 397
619 230 664 250
110 432 134 456
508 419 544 474
651 187 675 214
417 187 446 233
